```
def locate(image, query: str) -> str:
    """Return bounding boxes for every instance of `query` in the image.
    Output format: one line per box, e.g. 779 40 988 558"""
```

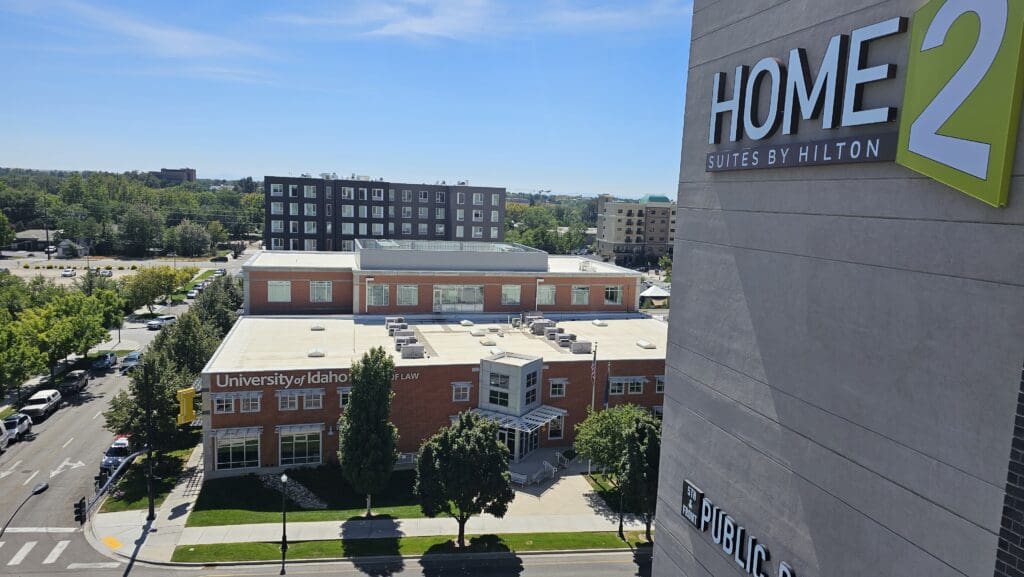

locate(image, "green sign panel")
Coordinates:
897 0 1024 207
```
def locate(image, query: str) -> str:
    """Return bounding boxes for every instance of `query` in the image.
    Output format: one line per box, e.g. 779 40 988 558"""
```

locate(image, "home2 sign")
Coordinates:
705 0 1024 208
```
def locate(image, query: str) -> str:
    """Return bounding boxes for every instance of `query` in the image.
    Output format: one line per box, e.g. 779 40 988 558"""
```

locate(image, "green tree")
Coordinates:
0 211 14 256
207 220 228 248
0 271 29 317
193 278 240 336
104 350 190 457
93 288 126 341
338 347 399 517
0 312 45 400
75 270 117 296
170 220 211 257
621 414 661 541
415 412 515 548
658 254 673 283
19 293 106 378
160 311 219 376
122 266 191 313
120 205 165 257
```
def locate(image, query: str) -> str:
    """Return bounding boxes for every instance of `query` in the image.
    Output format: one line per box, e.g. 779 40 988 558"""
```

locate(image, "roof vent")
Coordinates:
460 320 474 327
635 339 656 350
308 348 325 358
591 319 608 327
480 338 497 346
311 324 325 331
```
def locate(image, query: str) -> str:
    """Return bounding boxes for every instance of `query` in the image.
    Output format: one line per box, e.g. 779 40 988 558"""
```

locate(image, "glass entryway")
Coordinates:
498 427 540 462
433 284 484 313
519 430 538 460
498 428 516 458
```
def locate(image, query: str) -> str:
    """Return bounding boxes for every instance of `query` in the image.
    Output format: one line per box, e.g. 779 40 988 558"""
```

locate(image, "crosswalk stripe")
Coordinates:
8 541 36 565
42 540 70 564
67 562 120 569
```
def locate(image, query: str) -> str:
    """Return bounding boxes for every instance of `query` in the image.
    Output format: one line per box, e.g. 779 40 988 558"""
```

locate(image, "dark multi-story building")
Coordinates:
263 176 506 251
149 167 196 184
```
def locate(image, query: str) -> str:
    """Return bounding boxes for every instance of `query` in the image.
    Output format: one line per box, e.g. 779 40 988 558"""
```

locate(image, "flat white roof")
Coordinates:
204 316 667 374
243 250 637 277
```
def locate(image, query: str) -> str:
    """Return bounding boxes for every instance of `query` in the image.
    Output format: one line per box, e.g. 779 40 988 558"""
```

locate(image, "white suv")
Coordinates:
21 390 62 420
146 315 177 330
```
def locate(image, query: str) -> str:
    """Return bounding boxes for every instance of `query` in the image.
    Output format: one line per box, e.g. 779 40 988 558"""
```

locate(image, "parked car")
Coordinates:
44 245 57 254
186 289 199 299
100 436 132 476
3 413 33 441
20 390 62 420
92 352 117 371
59 370 89 395
210 255 228 262
99 269 113 277
120 351 142 374
147 315 177 330
0 424 9 454
214 268 227 276
60 268 76 277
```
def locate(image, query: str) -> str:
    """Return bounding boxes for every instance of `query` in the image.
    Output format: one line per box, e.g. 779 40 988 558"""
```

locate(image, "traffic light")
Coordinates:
73 497 87 525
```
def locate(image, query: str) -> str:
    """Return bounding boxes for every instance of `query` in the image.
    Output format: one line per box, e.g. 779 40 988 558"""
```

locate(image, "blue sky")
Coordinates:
0 0 692 196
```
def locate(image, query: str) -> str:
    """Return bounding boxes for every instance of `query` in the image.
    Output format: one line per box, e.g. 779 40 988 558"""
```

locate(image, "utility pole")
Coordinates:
143 363 156 522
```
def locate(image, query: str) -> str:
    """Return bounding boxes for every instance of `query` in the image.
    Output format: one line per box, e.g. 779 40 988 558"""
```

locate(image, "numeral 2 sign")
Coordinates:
896 0 1024 207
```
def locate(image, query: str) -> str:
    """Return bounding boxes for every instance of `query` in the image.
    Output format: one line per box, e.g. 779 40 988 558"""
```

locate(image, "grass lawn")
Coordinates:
585 474 644 516
85 350 134 359
187 467 423 527
0 406 15 419
171 531 650 563
100 446 194 513
170 269 216 300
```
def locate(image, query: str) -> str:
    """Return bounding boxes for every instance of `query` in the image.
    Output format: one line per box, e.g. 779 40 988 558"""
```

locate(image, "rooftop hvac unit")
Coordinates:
388 323 409 336
401 344 425 359
470 328 486 337
578 261 592 272
570 341 592 354
393 329 415 338
479 338 497 346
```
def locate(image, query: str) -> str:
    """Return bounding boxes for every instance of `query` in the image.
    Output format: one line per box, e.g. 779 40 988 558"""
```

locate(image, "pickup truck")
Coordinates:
20 390 62 420
59 370 89 395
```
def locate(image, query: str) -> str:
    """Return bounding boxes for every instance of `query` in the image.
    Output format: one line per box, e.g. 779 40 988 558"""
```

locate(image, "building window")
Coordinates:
452 383 471 402
435 224 445 236
489 373 510 388
271 202 283 215
609 381 624 395
279 395 299 411
271 237 283 250
289 203 298 216
389 206 396 218
372 223 384 236
402 190 412 202
402 223 412 235
628 379 644 395
341 187 354 199
339 387 352 409
304 221 317 234
213 396 234 414
342 240 355 251
326 204 333 217
342 223 354 235
456 225 464 238
537 285 556 306
303 391 324 410
457 209 465 221
418 223 428 235
549 379 566 398
359 205 368 218
604 286 622 305
472 209 484 222
501 285 521 305
373 206 384 218
490 227 498 239
489 389 509 407
492 193 500 205
526 371 537 389
304 204 316 217
359 223 367 236
289 184 299 197
326 186 333 200
388 223 395 234
326 222 332 234
525 388 537 405
436 208 445 219
473 193 483 205
398 284 418 306
310 281 332 303
268 281 291 303
416 207 426 219
289 238 300 250
368 283 389 306
472 226 483 238
304 185 316 198
389 189 395 201
491 210 498 222
372 188 384 200
548 415 563 440
304 239 317 251
215 436 259 470
271 220 283 233
240 395 261 413
289 221 299 234
358 188 367 200
456 192 465 204
342 205 354 218
572 286 590 305
419 190 429 202
655 376 665 394
280 432 321 466
436 191 446 203
271 183 283 196
402 206 413 219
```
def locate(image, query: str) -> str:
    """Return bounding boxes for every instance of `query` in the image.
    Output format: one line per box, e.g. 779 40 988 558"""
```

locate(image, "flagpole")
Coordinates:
589 342 597 476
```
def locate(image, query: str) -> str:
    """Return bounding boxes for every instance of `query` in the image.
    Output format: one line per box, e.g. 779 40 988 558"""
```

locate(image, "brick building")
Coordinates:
595 194 677 265
264 176 506 252
202 242 666 478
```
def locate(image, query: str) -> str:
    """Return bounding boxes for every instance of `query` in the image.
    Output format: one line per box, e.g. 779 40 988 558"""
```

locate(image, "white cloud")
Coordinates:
542 0 693 30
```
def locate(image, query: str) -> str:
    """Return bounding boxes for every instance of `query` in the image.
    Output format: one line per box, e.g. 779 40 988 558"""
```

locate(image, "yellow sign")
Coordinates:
176 388 196 425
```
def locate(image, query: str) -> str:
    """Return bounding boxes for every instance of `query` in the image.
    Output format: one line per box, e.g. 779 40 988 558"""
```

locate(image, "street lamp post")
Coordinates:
280 473 288 575
0 483 48 539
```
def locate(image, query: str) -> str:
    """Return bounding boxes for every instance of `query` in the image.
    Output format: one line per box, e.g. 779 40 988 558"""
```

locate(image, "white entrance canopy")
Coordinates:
472 405 567 433
640 285 670 298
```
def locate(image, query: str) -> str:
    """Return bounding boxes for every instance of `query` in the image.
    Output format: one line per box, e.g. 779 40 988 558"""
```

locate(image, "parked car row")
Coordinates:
0 413 33 453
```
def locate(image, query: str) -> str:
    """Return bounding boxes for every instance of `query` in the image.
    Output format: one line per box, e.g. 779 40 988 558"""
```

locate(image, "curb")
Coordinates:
114 547 651 568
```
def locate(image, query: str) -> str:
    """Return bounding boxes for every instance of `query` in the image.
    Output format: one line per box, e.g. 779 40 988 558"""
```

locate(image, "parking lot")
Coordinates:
0 250 250 285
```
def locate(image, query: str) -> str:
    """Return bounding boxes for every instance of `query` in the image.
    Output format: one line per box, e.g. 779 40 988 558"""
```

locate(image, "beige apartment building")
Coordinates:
595 194 677 265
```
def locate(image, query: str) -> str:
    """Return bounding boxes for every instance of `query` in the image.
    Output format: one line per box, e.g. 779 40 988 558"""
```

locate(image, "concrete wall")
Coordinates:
655 1 1024 576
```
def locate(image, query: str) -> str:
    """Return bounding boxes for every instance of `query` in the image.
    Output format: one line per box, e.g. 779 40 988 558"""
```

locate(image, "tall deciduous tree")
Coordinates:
415 412 515 548
0 311 45 400
120 205 165 257
621 414 661 541
170 220 211 257
104 350 190 457
122 266 192 313
338 347 399 517
161 311 219 376
206 220 228 248
0 211 14 256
